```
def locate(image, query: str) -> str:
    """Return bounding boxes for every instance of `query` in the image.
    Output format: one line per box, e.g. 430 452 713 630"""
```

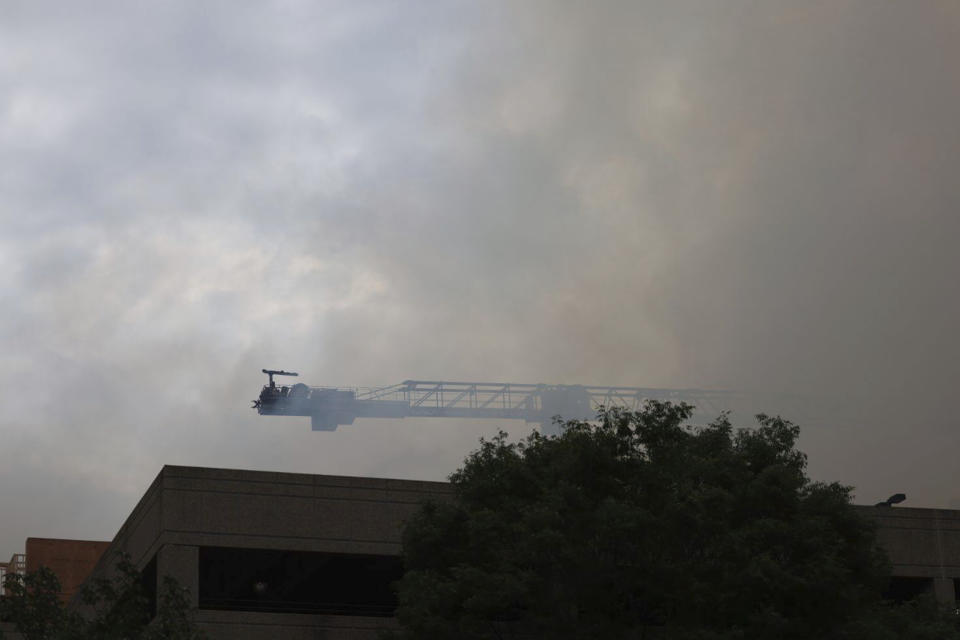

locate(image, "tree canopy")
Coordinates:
393 402 960 639
0 555 204 640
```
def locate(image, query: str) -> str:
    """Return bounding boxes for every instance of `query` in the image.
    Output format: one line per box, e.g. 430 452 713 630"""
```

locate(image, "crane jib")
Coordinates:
253 373 741 434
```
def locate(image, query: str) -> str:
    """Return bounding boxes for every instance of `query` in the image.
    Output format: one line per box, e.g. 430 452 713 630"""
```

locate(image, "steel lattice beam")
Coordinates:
254 375 746 433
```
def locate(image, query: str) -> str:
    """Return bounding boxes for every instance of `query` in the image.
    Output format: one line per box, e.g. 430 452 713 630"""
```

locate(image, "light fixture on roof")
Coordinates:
875 493 906 507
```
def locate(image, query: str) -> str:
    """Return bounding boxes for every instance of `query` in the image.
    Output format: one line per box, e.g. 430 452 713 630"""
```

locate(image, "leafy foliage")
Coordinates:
839 596 960 640
0 567 79 640
0 555 204 640
392 402 960 639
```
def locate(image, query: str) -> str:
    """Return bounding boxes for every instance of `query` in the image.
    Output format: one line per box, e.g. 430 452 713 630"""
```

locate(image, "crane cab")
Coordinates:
253 369 303 414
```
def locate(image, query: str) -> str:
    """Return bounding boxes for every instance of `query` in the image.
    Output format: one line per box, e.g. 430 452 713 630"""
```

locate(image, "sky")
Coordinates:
1 0 959 554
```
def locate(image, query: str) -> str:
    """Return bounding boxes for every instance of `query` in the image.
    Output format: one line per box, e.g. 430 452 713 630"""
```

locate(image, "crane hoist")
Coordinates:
252 369 741 434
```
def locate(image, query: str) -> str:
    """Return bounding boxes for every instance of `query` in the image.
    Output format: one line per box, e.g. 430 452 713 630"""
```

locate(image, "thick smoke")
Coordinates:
1 1 958 555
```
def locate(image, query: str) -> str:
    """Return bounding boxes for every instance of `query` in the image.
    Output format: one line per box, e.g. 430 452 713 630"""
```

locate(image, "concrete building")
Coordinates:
0 553 25 597
866 504 960 604
4 465 960 639
82 465 451 639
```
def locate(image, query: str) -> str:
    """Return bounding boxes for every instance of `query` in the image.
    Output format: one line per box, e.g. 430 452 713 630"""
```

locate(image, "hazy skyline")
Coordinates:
2 1 959 554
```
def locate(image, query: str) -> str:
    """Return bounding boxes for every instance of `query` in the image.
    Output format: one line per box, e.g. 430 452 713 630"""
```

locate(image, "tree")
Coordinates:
0 567 79 640
392 402 960 639
0 555 204 640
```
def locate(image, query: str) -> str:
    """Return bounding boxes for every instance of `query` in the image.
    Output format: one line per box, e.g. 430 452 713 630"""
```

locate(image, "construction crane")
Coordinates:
253 369 743 434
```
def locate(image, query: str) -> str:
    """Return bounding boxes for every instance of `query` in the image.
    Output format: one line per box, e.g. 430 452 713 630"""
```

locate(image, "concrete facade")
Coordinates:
861 505 960 604
81 465 451 639
6 465 958 639
0 553 25 597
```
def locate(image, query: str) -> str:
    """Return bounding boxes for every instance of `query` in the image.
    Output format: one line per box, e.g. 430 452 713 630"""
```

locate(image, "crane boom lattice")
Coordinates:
254 374 740 433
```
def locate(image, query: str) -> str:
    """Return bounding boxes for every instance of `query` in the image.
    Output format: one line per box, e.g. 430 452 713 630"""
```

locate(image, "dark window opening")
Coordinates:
883 577 933 604
198 547 403 617
954 578 960 603
140 554 157 619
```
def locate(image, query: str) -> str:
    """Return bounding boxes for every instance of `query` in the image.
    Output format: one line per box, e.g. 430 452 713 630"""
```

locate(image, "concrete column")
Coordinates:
932 577 955 604
156 544 199 608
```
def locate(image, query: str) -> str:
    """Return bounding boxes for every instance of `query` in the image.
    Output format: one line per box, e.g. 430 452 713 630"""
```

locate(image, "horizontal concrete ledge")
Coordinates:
857 505 960 522
197 609 398 629
161 465 452 495
889 565 960 578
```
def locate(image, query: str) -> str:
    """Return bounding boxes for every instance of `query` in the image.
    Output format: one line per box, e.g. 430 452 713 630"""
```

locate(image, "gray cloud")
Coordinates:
1 1 959 554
